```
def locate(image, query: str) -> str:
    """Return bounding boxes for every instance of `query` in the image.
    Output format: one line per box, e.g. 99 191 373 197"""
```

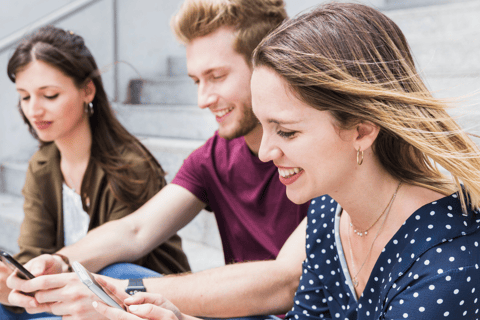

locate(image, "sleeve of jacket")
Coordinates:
15 161 60 265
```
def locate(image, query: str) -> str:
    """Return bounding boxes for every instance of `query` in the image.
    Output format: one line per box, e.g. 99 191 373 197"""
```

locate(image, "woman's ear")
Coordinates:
83 79 96 102
354 121 380 151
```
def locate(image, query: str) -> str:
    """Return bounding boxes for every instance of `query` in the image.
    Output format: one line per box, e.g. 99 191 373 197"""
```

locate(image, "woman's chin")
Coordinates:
286 189 311 205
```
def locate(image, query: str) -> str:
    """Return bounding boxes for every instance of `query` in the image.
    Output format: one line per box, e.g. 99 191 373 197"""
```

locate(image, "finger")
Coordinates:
128 303 179 320
26 254 62 276
93 301 134 320
8 289 40 309
97 276 131 301
124 292 167 306
7 272 71 293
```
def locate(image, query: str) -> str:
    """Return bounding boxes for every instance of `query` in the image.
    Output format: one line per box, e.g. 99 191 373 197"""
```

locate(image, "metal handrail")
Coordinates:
0 0 119 101
0 0 102 54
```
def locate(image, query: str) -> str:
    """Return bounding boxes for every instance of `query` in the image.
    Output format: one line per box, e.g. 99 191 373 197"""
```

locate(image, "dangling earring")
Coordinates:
88 102 94 115
357 147 364 165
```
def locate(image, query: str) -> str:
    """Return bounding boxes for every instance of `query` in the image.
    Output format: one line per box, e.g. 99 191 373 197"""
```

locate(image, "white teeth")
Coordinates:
278 168 303 178
214 107 234 117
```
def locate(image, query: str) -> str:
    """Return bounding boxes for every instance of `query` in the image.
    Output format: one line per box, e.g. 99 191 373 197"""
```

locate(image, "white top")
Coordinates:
62 183 90 246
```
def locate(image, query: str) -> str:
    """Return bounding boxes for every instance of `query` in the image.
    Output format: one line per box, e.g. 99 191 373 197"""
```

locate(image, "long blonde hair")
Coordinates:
253 2 480 213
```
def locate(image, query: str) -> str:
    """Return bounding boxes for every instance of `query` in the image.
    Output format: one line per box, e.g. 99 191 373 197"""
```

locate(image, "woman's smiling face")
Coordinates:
251 66 357 204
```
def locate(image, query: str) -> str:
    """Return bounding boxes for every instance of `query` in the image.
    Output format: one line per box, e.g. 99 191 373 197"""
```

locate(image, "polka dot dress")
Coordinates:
286 193 480 319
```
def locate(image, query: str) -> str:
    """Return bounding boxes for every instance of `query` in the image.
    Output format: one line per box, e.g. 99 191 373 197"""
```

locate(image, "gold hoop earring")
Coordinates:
357 147 364 165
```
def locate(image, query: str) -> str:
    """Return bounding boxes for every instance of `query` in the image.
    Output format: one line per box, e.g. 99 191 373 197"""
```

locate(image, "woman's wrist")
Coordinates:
52 253 73 273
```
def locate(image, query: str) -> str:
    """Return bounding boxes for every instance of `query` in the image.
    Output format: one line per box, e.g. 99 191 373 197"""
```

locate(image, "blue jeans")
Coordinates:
0 263 161 320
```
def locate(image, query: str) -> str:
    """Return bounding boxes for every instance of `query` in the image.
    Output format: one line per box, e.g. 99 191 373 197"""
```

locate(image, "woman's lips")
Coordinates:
278 167 304 185
34 121 52 130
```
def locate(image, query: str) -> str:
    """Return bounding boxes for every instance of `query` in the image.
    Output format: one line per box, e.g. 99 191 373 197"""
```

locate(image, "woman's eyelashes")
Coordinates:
20 93 59 101
277 129 297 139
45 93 59 100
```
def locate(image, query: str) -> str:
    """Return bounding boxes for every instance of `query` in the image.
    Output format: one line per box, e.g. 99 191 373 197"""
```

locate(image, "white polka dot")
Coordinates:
424 260 430 265
403 313 408 318
436 248 442 253
444 312 449 317
429 285 435 290
437 299 443 304
413 292 419 298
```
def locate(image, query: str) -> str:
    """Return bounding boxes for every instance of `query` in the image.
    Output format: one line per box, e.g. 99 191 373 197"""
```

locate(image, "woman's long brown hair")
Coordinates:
7 25 165 210
253 2 480 213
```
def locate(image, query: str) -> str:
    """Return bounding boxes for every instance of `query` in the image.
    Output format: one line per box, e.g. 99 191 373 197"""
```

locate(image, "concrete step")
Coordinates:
113 103 217 141
0 162 28 198
167 56 188 77
0 191 223 272
386 1 480 75
0 193 24 254
126 76 197 105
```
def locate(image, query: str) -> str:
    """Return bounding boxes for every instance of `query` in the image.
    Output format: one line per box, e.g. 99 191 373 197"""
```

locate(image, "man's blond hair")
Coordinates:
171 0 287 64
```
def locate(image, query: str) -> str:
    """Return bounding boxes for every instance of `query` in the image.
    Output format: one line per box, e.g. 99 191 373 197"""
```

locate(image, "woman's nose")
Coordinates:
258 134 283 163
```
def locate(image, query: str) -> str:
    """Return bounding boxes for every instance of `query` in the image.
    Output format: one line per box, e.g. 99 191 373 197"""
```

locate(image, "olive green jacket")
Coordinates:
15 143 190 274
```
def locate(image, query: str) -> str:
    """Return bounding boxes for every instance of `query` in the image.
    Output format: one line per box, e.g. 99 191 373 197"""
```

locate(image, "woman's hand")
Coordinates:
7 270 125 319
24 254 68 276
93 278 191 320
0 262 13 305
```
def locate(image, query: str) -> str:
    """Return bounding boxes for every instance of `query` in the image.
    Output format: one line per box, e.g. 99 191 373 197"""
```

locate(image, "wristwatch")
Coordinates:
125 278 146 295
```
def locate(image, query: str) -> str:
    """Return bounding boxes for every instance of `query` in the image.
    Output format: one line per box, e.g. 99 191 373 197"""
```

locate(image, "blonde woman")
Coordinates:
93 2 480 320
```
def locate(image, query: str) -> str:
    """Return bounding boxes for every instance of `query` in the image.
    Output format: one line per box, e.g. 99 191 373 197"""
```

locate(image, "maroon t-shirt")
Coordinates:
172 131 309 264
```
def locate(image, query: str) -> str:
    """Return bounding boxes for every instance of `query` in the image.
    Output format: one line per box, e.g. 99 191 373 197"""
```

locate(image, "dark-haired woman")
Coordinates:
0 25 190 319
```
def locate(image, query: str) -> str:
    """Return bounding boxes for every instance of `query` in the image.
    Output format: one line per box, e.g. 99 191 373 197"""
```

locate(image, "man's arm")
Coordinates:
57 184 205 272
144 217 307 317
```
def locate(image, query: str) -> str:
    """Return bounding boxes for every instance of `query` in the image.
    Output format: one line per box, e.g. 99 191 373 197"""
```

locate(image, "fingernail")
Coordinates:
92 301 98 308
129 305 138 312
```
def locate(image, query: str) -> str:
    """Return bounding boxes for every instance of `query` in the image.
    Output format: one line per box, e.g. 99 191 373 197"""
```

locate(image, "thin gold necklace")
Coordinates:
347 182 402 287
350 203 387 237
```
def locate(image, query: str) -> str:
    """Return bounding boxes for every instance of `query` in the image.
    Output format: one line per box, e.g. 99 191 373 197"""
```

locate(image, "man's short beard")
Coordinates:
219 104 259 140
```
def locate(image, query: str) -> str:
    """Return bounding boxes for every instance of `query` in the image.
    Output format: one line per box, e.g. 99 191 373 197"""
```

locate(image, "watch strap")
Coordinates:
125 278 146 295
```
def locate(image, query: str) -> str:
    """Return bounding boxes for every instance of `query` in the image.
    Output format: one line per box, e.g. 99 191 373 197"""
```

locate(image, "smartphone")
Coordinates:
72 261 126 311
0 250 35 280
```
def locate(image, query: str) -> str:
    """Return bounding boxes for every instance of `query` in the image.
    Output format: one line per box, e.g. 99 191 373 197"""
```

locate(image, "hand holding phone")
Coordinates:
0 250 35 280
72 261 126 311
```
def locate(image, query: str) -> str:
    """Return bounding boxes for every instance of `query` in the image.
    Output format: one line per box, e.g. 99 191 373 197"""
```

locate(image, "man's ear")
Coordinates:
354 121 380 152
83 79 96 102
